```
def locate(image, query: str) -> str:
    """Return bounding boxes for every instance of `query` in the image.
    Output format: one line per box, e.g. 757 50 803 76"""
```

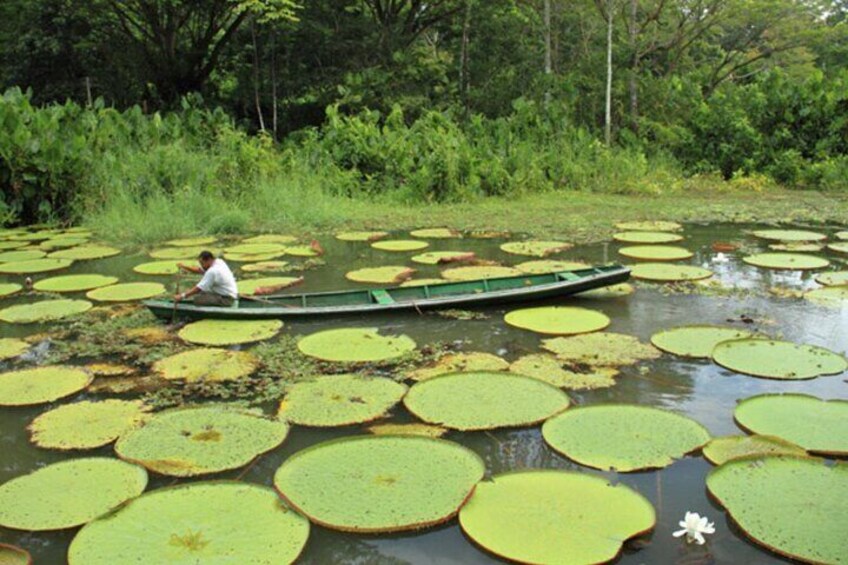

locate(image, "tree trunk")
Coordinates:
628 0 639 133
605 0 613 146
271 29 278 139
251 20 266 132
459 0 472 115
544 0 552 106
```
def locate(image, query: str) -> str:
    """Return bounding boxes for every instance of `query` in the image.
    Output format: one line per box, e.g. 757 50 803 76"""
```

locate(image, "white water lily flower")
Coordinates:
673 511 716 545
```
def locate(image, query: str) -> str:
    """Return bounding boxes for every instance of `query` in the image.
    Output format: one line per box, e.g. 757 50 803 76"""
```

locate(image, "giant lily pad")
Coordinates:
407 351 509 381
335 231 389 242
742 253 829 270
712 339 846 380
284 243 323 257
49 245 121 260
132 260 182 275
243 234 298 244
509 354 619 390
411 251 475 265
165 236 217 247
514 260 590 274
542 405 710 471
34 274 118 293
237 276 302 295
615 220 682 231
815 270 848 286
0 249 46 262
0 299 92 323
273 435 484 532
115 406 289 477
0 338 29 360
345 266 415 284
613 231 683 244
500 240 572 257
371 240 429 252
0 543 30 565
278 374 407 427
225 243 286 255
701 435 806 465
40 237 89 250
459 470 655 565
768 242 824 252
837 231 848 240
828 242 848 254
241 260 289 273
67 482 309 565
0 283 22 298
28 400 151 450
0 258 73 274
297 327 415 362
86 282 165 302
441 265 523 281
403 372 570 431
149 247 203 260
618 245 693 261
179 319 283 346
706 456 847 564
505 306 610 335
0 366 92 406
366 423 448 438
153 348 259 382
0 458 147 531
650 325 755 358
410 228 460 239
542 332 661 366
400 278 449 287
225 251 285 262
630 263 713 281
734 394 848 455
0 240 28 250
752 229 827 242
576 283 635 298
804 285 848 307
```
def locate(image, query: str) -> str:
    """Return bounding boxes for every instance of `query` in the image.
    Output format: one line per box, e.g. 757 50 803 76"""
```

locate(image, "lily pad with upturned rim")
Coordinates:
284 244 323 257
40 237 89 250
148 247 203 260
273 435 484 533
411 251 475 265
613 231 684 244
0 240 29 250
751 229 827 242
0 283 22 298
0 258 73 274
509 354 619 390
0 366 92 406
650 325 755 358
815 270 848 286
0 338 30 360
406 351 509 381
48 245 121 261
28 400 151 450
345 266 415 284
371 239 430 252
514 260 590 274
224 243 287 255
618 245 694 261
630 263 713 281
541 332 661 367
165 236 217 247
400 278 449 287
441 265 523 281
241 260 289 273
701 435 807 465
34 274 118 293
504 306 610 335
225 251 285 262
237 276 302 295
86 282 165 302
0 543 30 565
712 339 846 380
178 319 283 346
409 228 461 239
153 348 259 382
742 253 829 270
0 249 46 263
297 327 415 363
828 242 848 254
768 242 824 252
804 285 848 307
335 230 389 242
242 234 298 244
615 220 682 231
366 423 448 438
132 260 183 275
0 299 92 323
500 240 572 257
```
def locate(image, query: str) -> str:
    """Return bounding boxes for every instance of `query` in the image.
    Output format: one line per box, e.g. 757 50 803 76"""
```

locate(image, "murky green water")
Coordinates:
1 224 846 564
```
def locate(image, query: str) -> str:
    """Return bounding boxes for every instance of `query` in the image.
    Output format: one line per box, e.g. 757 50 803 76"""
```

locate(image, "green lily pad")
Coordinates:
297 327 415 362
768 242 824 252
0 249 46 262
179 319 283 346
459 470 656 565
618 245 693 261
505 306 610 335
543 404 710 471
514 260 590 274
49 245 121 260
410 228 460 239
0 543 30 565
407 351 509 381
650 325 755 358
34 274 118 293
366 423 448 438
153 348 259 382
346 266 415 285
742 253 830 270
613 231 684 244
837 231 848 240
615 220 682 231
225 251 285 262
441 265 523 281
165 236 217 247
278 374 407 427
712 339 846 380
752 229 827 242
241 260 289 272
225 243 287 255
734 394 848 455
243 234 299 244
706 456 847 564
804 285 848 307
500 240 572 257
0 283 22 297
0 366 92 406
149 247 203 260
284 244 323 257
67 482 309 565
335 230 389 242
0 338 29 360
630 263 713 281
828 242 848 254
115 406 289 477
28 400 151 450
576 283 635 298
542 332 661 367
237 276 302 295
509 354 619 390
0 258 73 274
399 278 449 287
273 435 484 532
0 299 92 323
411 251 475 265
371 239 430 252
0 240 28 250
132 260 183 275
40 237 90 250
702 435 806 465
0 458 147 531
403 372 570 431
86 282 165 302
816 270 848 286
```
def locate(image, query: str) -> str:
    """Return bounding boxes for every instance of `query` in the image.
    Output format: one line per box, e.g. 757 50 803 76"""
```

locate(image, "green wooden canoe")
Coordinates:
144 264 630 320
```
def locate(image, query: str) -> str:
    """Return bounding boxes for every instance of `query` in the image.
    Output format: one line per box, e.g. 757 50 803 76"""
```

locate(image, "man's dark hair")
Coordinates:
198 250 215 262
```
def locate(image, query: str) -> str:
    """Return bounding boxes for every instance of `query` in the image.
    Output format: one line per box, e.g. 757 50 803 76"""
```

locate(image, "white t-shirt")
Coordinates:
197 259 238 298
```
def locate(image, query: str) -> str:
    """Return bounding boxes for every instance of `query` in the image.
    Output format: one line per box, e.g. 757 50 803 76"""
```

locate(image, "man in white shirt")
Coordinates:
174 251 238 306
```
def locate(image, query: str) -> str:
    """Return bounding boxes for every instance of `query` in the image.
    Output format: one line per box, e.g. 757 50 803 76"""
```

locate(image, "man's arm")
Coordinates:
177 263 203 274
174 285 202 302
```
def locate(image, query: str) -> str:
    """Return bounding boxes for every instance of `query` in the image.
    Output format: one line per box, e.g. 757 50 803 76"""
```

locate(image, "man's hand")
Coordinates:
173 293 183 302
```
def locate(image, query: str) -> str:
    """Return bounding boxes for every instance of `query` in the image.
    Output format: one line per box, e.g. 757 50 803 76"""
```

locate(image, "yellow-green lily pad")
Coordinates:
86 282 165 302
284 243 323 257
335 231 389 242
409 228 460 239
509 354 619 390
345 266 415 284
371 239 430 252
153 348 259 382
0 299 92 323
28 400 151 450
0 240 29 250
514 260 590 274
49 245 121 260
618 245 693 261
613 231 683 244
500 240 572 257
0 338 29 360
702 435 806 465
804 285 848 307
241 260 289 273
828 242 848 254
132 260 182 275
237 276 302 295
0 249 46 262
712 339 846 380
297 327 415 362
164 236 217 247
768 242 824 252
225 251 285 262
815 271 848 286
407 351 509 381
752 229 827 242
743 253 829 270
0 258 73 274
0 283 22 298
542 332 661 366
366 423 448 438
441 265 523 281
34 274 118 293
225 243 287 255
650 325 755 358
149 247 203 260
399 278 449 287
242 234 298 244
505 306 610 335
615 220 682 231
630 263 713 281
411 251 475 265
0 366 92 406
179 319 283 346
0 543 30 565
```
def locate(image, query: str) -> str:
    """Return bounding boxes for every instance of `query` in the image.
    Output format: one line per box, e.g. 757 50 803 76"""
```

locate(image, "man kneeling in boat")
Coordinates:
174 250 238 306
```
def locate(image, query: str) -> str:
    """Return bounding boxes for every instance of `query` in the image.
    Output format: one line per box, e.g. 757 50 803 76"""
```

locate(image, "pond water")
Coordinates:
0 223 846 564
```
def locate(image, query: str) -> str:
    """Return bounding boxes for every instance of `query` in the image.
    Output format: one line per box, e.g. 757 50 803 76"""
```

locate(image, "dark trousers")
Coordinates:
194 292 235 306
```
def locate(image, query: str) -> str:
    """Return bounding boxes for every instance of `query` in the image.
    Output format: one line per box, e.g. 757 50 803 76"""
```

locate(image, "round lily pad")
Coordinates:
132 260 182 275
49 245 121 260
0 543 30 565
613 231 683 244
752 229 827 242
0 282 22 297
0 366 92 406
441 265 523 281
237 276 302 295
371 239 429 252
404 372 570 431
345 266 415 284
0 240 28 250
543 405 710 471
0 258 73 274
149 247 203 260
509 354 619 390
241 260 289 273
618 245 693 261
115 406 289 477
504 306 610 335
407 351 509 381
514 260 590 274
400 278 448 287
630 263 713 281
742 253 829 270
816 270 848 286
409 228 460 239
459 470 655 565
542 332 662 369
615 220 682 231
225 251 285 262
0 338 29 360
706 456 847 564
225 243 287 255
273 435 484 532
828 242 848 254
153 348 259 382
701 435 806 465
165 236 217 247
28 400 151 450
805 285 848 307
650 325 755 358
68 482 309 565
41 236 90 249
86 282 165 302
768 242 824 252
411 251 475 265
240 234 298 245
576 282 635 298
297 327 415 363
0 299 92 323
712 339 846 380
837 231 848 240
179 319 283 346
734 394 848 455
500 240 572 257
366 423 448 438
284 244 322 257
335 231 389 242
0 458 147 531
0 249 46 262
278 374 407 427
33 274 118 293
